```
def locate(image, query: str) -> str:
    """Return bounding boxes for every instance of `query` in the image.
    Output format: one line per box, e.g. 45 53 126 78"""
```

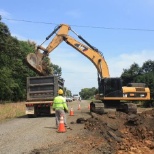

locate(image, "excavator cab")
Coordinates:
99 78 123 97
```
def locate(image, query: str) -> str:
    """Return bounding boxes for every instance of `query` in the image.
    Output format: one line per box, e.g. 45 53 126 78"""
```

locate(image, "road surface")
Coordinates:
0 100 91 154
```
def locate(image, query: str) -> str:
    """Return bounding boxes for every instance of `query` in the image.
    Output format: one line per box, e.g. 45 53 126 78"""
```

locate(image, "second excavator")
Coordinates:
26 24 150 114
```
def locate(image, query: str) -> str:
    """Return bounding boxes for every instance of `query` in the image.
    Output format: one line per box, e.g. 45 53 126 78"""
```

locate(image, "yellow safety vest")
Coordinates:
53 96 68 110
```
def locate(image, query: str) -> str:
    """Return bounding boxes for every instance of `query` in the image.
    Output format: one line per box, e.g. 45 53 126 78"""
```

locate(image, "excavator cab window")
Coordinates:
127 83 146 87
100 78 123 97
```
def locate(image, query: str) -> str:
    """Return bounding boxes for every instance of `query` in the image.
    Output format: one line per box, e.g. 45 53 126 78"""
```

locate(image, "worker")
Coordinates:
53 89 69 129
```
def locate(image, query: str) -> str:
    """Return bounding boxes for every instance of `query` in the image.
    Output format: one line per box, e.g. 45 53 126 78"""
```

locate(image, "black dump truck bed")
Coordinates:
26 76 64 102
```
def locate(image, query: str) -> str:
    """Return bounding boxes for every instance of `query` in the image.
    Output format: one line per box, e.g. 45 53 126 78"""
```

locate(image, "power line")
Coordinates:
2 16 154 32
2 17 56 25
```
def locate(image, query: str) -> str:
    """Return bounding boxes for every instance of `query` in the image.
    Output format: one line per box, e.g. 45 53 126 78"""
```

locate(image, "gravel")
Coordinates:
0 100 91 154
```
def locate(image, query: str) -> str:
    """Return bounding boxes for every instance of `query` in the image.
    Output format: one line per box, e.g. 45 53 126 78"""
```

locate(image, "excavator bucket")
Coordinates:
26 49 46 75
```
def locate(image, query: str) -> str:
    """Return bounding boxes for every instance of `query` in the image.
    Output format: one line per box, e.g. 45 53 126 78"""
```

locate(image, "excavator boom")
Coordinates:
26 24 110 78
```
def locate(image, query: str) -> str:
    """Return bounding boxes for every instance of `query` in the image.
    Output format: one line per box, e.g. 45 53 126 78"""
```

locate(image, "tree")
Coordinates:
79 87 97 100
51 64 62 76
141 60 154 73
64 88 72 97
121 63 141 85
0 21 11 36
0 21 63 102
0 22 37 101
42 56 54 75
121 60 154 102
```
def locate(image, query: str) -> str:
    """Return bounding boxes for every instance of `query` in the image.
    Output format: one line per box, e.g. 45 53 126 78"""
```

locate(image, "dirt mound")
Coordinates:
84 109 154 153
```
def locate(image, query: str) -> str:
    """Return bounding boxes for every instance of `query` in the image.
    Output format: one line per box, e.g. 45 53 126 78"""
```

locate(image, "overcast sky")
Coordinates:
1 0 154 95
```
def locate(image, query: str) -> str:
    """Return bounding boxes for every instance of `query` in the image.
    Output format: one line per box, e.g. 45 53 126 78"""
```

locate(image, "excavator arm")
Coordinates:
26 24 110 78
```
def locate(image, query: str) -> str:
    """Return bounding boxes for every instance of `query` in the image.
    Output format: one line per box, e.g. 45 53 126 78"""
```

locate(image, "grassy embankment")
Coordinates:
0 103 25 122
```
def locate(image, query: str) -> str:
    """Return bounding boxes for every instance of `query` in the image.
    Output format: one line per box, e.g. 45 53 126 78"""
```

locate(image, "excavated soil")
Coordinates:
30 108 154 154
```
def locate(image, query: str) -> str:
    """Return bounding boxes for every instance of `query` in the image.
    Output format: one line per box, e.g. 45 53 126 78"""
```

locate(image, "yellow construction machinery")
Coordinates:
26 24 150 114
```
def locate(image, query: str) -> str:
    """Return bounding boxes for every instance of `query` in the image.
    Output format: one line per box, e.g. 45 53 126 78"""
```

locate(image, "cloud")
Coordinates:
49 46 97 73
0 9 10 18
108 50 154 77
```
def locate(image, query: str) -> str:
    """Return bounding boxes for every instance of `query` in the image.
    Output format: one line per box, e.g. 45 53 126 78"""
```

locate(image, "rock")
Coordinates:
107 123 118 131
108 113 116 119
145 140 154 149
119 145 125 150
107 130 122 142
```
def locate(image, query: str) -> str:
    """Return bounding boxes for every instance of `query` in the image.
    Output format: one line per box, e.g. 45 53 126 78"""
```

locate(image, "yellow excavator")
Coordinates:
26 24 150 114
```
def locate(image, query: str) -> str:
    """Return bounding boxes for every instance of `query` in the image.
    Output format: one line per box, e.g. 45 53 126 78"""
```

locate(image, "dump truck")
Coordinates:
25 76 64 118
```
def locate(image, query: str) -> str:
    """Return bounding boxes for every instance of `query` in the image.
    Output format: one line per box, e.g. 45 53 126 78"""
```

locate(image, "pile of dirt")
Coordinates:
84 109 154 154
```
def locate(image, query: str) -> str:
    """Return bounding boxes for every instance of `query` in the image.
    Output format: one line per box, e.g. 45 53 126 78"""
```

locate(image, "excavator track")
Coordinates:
90 100 105 115
90 100 137 115
116 103 137 114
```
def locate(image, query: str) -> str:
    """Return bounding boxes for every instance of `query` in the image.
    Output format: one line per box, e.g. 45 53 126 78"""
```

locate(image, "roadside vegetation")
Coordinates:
0 102 25 122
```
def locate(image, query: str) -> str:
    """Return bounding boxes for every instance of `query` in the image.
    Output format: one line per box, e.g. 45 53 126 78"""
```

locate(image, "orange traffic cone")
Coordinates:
69 107 74 116
78 104 81 110
57 115 66 133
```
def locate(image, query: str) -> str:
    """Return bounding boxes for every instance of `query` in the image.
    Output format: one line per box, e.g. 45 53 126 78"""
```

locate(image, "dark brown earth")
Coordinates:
30 106 154 154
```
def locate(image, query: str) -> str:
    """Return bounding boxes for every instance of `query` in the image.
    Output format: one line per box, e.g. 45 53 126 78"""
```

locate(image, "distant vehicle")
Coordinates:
73 94 80 101
66 97 73 102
